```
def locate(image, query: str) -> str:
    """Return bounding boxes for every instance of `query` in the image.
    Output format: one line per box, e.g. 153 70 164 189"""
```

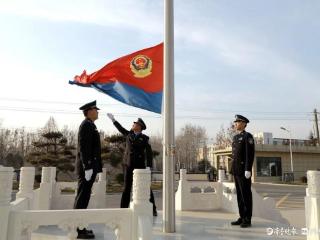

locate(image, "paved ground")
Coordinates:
253 182 307 228
33 210 306 240
253 183 306 209
103 185 307 229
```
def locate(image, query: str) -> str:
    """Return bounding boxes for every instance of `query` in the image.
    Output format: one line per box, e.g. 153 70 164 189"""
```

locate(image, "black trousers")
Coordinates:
234 175 252 220
74 172 97 209
121 167 157 211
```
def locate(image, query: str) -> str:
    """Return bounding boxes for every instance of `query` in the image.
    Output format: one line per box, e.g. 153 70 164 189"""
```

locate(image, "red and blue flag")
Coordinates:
69 43 163 113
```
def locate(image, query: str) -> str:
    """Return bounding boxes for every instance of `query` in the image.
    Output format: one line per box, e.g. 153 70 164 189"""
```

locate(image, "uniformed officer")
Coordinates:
74 100 103 239
107 113 157 216
230 114 255 228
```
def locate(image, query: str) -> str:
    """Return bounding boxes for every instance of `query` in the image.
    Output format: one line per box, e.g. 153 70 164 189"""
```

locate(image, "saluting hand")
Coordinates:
245 171 251 179
107 113 116 122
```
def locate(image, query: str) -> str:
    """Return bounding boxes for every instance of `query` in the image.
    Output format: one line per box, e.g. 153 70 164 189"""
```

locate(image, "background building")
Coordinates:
201 132 320 183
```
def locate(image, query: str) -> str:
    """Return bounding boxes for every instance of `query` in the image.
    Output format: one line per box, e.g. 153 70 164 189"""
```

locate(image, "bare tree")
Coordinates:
42 116 59 133
149 135 162 171
176 124 207 172
215 122 236 149
61 125 77 147
0 127 11 165
0 125 30 167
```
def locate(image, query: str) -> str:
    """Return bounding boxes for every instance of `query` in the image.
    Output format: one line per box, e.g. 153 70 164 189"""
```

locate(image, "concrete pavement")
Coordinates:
32 210 306 240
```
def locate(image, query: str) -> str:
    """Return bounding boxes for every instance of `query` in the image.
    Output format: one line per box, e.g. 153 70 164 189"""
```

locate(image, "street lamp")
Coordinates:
280 127 293 173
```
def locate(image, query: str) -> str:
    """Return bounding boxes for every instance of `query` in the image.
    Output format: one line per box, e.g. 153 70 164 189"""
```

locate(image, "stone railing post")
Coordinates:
218 169 226 182
98 168 107 182
180 168 187 181
305 170 320 240
131 168 152 240
92 168 107 208
16 167 35 209
50 167 57 183
36 167 53 210
175 169 189 210
41 167 52 183
0 167 14 240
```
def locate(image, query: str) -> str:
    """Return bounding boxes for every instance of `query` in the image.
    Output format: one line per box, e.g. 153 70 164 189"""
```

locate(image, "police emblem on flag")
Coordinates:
130 55 152 78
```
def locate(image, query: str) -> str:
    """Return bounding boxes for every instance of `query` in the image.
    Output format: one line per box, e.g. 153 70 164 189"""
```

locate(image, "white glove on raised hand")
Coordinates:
85 169 93 181
245 171 251 179
107 113 116 122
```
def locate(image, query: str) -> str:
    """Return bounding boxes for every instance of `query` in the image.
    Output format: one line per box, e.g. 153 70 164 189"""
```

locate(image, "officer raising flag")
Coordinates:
107 113 158 216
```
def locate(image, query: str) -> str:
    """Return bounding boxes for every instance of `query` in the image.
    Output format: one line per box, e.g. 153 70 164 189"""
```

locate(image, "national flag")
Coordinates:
69 43 163 113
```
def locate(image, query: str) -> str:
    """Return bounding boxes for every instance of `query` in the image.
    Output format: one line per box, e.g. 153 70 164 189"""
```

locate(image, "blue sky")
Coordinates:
0 0 319 140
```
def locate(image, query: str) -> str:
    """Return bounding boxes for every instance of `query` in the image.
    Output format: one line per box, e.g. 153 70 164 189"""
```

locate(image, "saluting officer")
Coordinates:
74 100 103 239
231 114 255 228
107 113 157 216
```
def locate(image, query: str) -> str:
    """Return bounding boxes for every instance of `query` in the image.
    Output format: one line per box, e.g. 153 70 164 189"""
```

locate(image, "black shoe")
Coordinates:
86 229 94 234
240 219 251 228
153 209 158 216
77 228 95 239
231 218 242 225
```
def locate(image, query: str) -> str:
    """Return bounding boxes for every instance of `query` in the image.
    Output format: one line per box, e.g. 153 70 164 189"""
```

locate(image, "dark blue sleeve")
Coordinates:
113 121 130 136
79 122 93 170
245 133 255 171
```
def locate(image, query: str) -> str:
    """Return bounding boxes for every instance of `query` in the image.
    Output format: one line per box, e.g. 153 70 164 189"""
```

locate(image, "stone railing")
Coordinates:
175 169 221 210
0 166 152 240
0 167 14 240
175 169 288 224
50 168 107 209
305 170 320 240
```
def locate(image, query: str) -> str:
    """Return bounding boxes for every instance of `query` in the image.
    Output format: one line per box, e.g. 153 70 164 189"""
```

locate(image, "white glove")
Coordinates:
245 171 251 179
85 169 93 181
107 113 115 122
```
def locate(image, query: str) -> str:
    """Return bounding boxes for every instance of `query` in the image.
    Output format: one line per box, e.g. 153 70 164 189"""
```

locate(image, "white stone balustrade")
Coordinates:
218 169 226 182
50 167 57 183
92 168 107 208
16 167 35 209
131 168 153 240
0 167 14 240
41 167 52 183
51 168 108 209
8 208 133 240
98 168 107 182
175 169 288 224
0 167 14 206
0 166 152 240
305 170 320 240
35 167 53 210
176 169 221 210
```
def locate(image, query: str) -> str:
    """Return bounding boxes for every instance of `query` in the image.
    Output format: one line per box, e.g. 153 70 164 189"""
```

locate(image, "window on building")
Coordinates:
256 157 282 177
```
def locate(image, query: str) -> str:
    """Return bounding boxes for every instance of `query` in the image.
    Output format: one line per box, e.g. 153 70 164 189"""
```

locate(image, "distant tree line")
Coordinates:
0 117 161 183
3 117 259 180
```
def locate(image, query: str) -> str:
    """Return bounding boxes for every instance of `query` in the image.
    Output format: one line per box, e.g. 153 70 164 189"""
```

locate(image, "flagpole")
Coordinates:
163 0 175 233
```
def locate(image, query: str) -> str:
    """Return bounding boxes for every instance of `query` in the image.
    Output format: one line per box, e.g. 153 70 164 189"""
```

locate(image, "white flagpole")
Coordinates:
163 0 175 233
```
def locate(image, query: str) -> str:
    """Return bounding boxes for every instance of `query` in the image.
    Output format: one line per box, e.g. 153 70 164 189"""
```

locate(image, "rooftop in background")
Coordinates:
254 132 318 147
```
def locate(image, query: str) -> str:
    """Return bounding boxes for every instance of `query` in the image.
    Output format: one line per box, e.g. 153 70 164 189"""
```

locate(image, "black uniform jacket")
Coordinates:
231 131 255 176
114 121 153 169
76 118 102 175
